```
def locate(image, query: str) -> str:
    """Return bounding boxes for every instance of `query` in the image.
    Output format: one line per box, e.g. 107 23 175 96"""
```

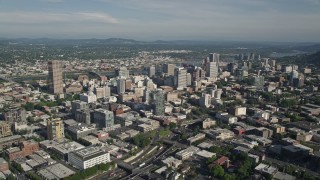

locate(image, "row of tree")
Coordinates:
65 162 114 180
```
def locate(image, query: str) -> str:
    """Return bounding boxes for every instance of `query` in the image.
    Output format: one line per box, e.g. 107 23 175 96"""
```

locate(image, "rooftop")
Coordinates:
72 146 107 160
45 163 75 179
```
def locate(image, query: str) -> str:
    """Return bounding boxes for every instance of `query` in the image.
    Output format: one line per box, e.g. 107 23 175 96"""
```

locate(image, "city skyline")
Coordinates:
1 0 320 42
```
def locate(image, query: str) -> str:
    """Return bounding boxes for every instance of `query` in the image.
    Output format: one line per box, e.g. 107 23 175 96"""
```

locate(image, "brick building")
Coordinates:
6 140 39 161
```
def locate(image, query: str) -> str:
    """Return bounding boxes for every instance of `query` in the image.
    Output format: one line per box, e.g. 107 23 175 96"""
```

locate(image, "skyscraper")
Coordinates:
48 60 63 94
209 53 220 64
291 70 299 85
118 67 129 78
163 64 175 76
192 67 206 81
292 73 304 88
149 89 165 116
208 62 219 78
200 93 211 108
174 67 187 89
206 53 219 78
117 79 126 94
149 65 156 77
47 118 64 140
94 86 110 99
93 109 114 128
254 76 265 90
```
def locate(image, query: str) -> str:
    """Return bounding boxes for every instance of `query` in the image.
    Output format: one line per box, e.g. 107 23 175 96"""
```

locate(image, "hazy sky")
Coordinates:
1 0 320 42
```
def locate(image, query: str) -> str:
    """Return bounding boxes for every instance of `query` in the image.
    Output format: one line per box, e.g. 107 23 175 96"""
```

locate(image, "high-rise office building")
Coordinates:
291 70 299 85
163 64 175 76
293 73 305 88
0 122 12 138
206 53 219 78
186 73 192 86
75 109 91 125
48 60 64 94
192 67 206 81
71 100 89 115
209 53 220 64
117 79 126 94
4 107 26 123
200 93 211 108
117 67 129 78
208 62 219 78
149 65 156 77
47 118 64 140
93 109 114 128
174 67 187 89
94 86 110 99
149 89 165 116
254 76 265 90
270 60 276 67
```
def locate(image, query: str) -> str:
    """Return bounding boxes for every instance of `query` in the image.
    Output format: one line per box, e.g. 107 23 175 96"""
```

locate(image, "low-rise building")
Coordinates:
195 150 216 160
38 163 75 179
162 156 182 169
202 118 216 129
115 112 137 127
247 127 273 138
296 133 313 142
204 128 235 140
197 142 214 150
245 135 272 146
215 112 237 124
269 124 285 134
282 144 313 158
65 123 97 140
254 163 277 176
68 146 111 170
6 140 39 161
80 135 100 145
51 141 85 160
175 146 200 160
0 122 12 138
229 106 247 116
187 133 206 145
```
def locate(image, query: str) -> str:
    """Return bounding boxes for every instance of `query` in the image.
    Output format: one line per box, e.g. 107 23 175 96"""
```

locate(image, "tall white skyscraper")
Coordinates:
208 62 219 78
118 67 129 78
206 53 219 78
209 53 220 64
163 64 175 76
174 67 187 90
149 65 156 77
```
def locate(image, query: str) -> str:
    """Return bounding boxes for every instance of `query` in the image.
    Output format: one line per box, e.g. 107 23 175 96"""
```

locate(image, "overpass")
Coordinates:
111 157 138 173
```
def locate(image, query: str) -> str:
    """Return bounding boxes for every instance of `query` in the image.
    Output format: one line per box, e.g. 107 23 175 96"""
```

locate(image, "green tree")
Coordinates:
224 173 236 180
24 102 35 111
303 172 315 180
280 99 298 108
211 165 225 178
132 133 151 148
169 122 177 130
284 165 296 175
206 155 217 164
7 174 14 180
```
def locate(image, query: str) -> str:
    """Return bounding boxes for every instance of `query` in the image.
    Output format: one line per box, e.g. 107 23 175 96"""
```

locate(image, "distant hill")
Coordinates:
304 51 320 65
0 37 318 47
277 51 320 66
